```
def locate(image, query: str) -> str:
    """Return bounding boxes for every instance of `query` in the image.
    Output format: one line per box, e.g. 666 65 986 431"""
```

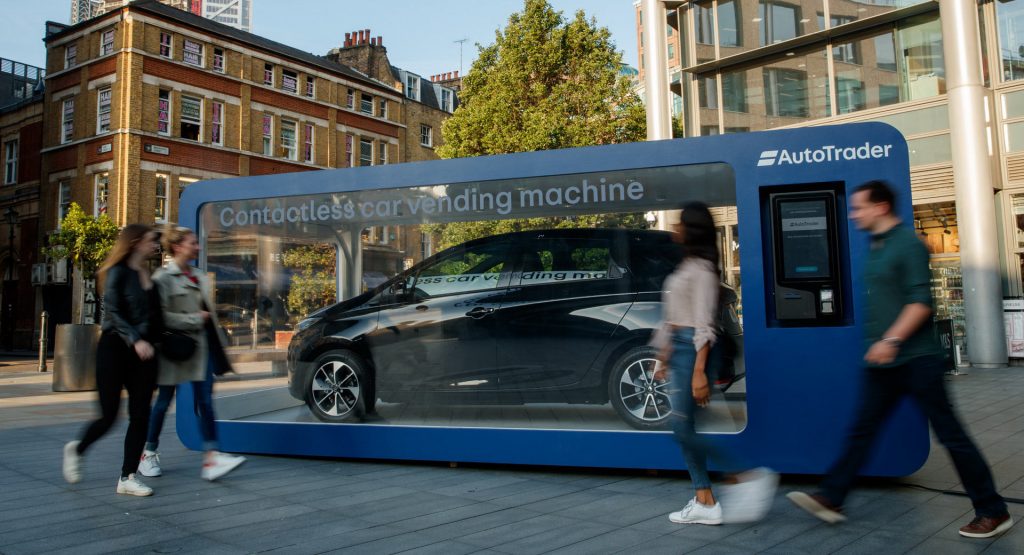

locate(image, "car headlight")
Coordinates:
295 317 321 332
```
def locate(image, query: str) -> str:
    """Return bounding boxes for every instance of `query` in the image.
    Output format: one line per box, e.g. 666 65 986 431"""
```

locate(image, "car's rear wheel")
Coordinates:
305 351 369 423
608 346 672 430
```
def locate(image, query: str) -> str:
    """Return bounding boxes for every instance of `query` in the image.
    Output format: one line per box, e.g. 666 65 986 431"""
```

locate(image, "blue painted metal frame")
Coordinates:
177 122 928 476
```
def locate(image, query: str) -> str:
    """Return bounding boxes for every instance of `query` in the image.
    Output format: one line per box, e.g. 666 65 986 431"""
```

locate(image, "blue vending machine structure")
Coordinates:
176 122 929 477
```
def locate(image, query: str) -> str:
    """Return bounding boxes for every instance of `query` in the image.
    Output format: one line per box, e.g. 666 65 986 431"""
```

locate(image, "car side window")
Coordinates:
516 238 623 286
412 241 509 298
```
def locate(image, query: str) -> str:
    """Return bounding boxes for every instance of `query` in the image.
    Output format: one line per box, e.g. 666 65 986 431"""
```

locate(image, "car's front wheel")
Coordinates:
608 346 672 430
305 351 369 423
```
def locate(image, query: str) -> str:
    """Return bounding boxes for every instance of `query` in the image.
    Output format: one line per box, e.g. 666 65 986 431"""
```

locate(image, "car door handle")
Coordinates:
465 307 495 319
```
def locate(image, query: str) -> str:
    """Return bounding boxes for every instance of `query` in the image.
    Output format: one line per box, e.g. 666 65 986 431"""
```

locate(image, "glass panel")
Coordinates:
1003 89 1024 119
869 105 949 137
907 134 952 165
694 1 715 45
1004 121 1024 152
722 46 828 131
280 120 297 160
899 13 945 101
997 0 1024 82
1012 194 1024 249
717 1 823 58
200 163 746 433
183 39 202 66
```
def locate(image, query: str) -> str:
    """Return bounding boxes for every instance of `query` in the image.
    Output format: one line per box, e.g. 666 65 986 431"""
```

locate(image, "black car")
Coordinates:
286 228 742 430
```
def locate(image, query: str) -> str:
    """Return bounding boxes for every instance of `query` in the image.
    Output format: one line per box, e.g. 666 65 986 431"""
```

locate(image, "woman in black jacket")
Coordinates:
62 223 161 496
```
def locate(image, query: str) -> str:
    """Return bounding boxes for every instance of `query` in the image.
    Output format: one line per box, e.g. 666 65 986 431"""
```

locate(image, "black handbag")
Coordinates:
161 330 197 361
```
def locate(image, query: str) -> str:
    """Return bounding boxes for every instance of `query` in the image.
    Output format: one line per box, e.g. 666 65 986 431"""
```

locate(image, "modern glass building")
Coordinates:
638 0 1024 366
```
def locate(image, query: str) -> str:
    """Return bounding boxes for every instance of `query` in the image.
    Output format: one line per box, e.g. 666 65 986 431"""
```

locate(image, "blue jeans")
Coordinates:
146 356 218 452
819 354 1007 518
669 327 739 492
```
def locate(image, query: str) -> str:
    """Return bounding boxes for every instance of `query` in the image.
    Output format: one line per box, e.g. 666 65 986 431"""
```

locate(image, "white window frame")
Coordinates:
405 74 419 101
346 88 354 109
211 101 224 146
100 29 114 56
378 140 387 165
344 134 353 167
280 119 298 160
303 123 314 163
157 89 171 136
379 98 387 119
420 124 432 147
96 87 111 134
441 89 452 112
155 173 168 223
263 63 274 86
3 140 17 185
212 47 225 73
57 180 71 228
64 44 77 69
94 173 109 216
159 32 172 58
61 98 75 144
183 39 204 67
360 93 373 115
281 69 298 94
262 113 273 156
359 137 373 166
305 76 315 98
179 95 202 142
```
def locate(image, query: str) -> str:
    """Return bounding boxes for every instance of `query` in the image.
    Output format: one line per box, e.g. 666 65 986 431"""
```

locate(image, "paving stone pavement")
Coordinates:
0 362 1023 554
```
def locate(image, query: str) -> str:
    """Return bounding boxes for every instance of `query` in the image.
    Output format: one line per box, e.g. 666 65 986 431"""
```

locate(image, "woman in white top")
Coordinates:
652 202 777 525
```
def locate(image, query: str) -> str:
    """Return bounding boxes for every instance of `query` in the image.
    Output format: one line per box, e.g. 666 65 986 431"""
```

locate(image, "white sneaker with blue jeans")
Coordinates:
669 497 723 525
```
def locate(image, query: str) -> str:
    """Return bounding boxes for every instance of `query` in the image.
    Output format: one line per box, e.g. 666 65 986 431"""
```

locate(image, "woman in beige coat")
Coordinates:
138 226 245 482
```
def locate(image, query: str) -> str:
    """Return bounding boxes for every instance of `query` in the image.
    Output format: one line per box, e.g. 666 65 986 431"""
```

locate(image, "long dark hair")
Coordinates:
97 224 153 294
678 201 720 273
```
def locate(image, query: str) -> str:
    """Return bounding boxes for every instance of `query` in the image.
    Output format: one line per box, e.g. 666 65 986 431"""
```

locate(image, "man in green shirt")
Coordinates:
787 180 1011 539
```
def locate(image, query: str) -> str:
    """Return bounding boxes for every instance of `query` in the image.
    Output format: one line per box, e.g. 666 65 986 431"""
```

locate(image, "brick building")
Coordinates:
40 0 412 328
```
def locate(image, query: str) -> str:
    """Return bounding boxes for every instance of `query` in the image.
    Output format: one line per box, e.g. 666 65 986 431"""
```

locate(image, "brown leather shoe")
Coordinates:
786 491 847 524
959 514 1013 538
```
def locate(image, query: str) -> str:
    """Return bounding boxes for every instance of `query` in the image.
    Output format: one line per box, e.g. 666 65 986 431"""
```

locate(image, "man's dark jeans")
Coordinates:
819 354 1007 518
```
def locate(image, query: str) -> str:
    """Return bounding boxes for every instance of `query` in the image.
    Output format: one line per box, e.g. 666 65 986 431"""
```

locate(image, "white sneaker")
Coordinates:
62 440 82 484
138 450 161 477
116 473 153 496
720 467 780 523
669 497 723 525
201 452 246 481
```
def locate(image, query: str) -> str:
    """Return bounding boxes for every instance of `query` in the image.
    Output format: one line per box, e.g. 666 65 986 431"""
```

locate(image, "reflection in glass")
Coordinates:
996 0 1024 82
695 1 715 45
718 0 741 48
722 47 828 131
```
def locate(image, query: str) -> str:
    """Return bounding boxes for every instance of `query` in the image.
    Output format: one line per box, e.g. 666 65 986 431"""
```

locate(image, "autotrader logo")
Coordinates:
758 142 893 167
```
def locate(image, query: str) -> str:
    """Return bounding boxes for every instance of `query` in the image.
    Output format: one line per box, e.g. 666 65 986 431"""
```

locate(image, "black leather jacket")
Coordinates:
101 263 159 346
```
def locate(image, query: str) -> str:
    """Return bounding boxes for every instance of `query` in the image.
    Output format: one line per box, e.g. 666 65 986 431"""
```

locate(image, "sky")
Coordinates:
1 1 640 77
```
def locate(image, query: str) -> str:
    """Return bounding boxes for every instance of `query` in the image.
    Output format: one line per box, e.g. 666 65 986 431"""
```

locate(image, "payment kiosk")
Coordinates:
175 122 929 476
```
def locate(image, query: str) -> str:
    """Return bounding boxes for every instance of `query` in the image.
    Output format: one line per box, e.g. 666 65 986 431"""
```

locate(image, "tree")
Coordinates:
44 203 120 324
281 243 336 319
431 0 649 248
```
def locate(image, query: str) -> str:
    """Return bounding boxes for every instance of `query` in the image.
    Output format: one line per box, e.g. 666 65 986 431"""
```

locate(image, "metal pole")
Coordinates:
38 311 48 372
252 308 258 349
939 0 1007 367
641 0 675 232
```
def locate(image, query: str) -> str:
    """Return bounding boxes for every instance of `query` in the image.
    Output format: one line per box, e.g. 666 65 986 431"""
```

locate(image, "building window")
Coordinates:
61 98 75 144
3 140 16 185
667 43 675 60
764 68 808 117
698 74 718 109
180 95 202 141
379 98 387 118
100 29 114 56
159 32 172 58
378 141 387 165
155 173 168 223
718 0 741 48
262 114 273 155
344 134 353 167
346 88 354 109
280 120 297 160
835 77 866 115
721 71 747 113
304 123 314 163
213 48 225 73
360 93 373 115
263 62 273 86
420 231 432 259
211 101 223 145
441 89 452 112
405 74 419 100
282 69 298 94
94 173 109 216
65 44 77 68
306 77 315 98
359 138 373 166
57 181 71 227
183 39 203 67
96 87 111 133
998 0 1024 82
157 89 171 135
420 124 432 147
759 0 801 46
695 2 715 46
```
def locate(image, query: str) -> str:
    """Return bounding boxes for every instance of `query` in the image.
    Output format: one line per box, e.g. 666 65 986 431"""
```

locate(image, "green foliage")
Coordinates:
438 0 646 158
44 203 120 278
430 0 649 249
281 244 336 318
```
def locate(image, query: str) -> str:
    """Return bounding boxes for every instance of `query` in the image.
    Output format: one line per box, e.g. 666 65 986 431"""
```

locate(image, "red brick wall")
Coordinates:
144 57 242 96
338 111 400 138
139 137 240 175
47 147 77 172
251 87 329 119
83 137 115 166
50 71 81 93
249 157 315 176
17 121 42 183
89 57 117 79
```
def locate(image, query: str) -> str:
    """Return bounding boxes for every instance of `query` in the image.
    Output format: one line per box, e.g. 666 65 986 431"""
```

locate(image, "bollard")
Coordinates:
252 308 259 349
37 311 48 372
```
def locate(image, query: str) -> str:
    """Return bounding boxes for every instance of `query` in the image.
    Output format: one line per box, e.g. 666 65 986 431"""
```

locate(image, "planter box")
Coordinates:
52 324 101 392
